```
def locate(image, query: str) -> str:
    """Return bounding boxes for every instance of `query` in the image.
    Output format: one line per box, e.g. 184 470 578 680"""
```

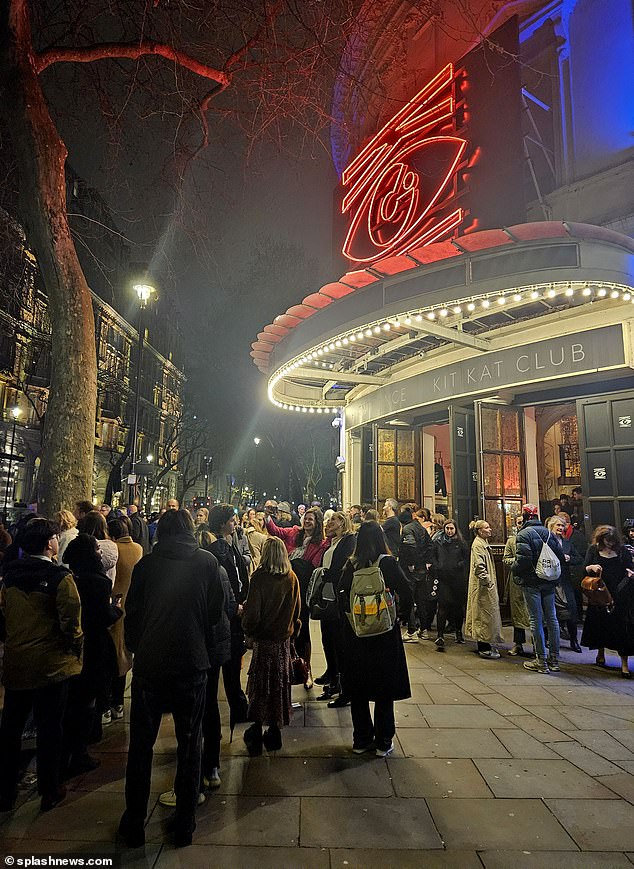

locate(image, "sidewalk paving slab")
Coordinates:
473 758 618 798
545 798 634 850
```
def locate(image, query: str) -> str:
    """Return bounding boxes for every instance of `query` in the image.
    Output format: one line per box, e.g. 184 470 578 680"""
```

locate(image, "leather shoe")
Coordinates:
40 785 66 812
262 727 283 751
314 672 331 686
328 695 350 708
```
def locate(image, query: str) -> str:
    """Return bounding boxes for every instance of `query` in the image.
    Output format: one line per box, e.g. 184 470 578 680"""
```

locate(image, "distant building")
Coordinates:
0 204 187 514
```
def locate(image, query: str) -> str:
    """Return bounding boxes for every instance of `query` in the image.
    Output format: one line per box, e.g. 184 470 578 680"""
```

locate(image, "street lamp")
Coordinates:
253 437 261 507
129 282 155 503
3 406 21 520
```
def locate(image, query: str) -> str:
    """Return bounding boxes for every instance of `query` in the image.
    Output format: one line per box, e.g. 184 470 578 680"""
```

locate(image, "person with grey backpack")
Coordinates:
513 504 565 674
336 521 413 757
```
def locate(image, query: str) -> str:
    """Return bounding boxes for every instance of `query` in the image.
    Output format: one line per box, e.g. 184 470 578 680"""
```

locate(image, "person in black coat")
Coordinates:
399 512 433 640
119 509 224 849
431 519 469 649
205 505 251 732
62 534 122 777
337 521 413 757
314 512 356 706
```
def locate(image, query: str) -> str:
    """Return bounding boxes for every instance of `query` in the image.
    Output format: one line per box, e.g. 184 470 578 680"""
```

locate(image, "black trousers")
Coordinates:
350 698 395 751
222 653 248 727
62 676 96 770
406 575 435 633
124 672 206 834
111 674 127 707
437 600 465 637
0 680 69 801
202 664 221 774
320 620 339 683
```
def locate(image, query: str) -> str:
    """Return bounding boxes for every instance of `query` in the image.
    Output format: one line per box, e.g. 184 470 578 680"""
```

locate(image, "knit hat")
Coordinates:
522 504 539 517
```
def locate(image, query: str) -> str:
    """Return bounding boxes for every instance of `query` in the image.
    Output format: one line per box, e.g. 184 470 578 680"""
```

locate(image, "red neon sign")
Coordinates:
341 64 467 264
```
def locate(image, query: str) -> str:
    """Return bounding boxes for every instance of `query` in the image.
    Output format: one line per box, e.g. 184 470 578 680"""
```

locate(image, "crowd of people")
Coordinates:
0 490 633 848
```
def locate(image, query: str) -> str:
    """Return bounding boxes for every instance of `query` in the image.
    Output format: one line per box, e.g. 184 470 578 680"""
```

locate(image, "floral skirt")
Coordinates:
246 638 292 728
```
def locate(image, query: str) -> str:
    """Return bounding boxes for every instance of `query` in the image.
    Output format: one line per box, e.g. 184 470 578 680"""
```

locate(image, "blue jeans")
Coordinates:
522 583 560 661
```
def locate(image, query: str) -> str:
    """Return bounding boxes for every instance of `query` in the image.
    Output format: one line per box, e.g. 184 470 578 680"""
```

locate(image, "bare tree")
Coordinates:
0 0 354 515
144 408 207 509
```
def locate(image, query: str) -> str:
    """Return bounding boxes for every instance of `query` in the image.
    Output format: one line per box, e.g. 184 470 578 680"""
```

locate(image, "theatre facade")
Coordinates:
251 0 634 541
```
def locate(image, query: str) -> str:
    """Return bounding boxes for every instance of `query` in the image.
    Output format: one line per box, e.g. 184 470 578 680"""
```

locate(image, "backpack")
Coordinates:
347 555 396 637
307 567 338 621
535 531 562 582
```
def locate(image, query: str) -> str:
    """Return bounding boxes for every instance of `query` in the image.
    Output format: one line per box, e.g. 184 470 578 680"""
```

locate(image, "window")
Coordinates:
376 427 417 503
479 406 525 541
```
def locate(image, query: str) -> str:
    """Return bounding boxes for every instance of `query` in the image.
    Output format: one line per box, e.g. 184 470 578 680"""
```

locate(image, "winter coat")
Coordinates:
400 521 432 572
432 532 469 607
513 519 564 587
58 527 79 567
465 535 503 644
555 536 582 623
203 533 250 656
323 532 356 590
337 555 413 702
241 568 301 642
129 513 150 555
382 516 402 558
0 556 83 690
125 531 224 680
71 566 122 688
245 526 268 572
109 535 143 676
97 538 119 586
267 518 329 566
503 534 530 630
233 527 253 574
209 565 237 667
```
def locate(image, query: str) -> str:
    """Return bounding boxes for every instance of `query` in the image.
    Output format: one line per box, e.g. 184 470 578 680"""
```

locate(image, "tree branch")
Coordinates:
34 40 231 89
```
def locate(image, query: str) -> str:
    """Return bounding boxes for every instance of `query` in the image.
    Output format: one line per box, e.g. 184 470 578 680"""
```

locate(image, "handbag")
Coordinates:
289 641 309 685
581 567 613 608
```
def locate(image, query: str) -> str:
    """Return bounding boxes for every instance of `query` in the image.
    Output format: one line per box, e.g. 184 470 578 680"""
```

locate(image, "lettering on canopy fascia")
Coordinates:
341 63 468 264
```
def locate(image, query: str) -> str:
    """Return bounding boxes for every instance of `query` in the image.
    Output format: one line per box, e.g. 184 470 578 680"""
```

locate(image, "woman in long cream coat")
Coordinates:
466 520 503 659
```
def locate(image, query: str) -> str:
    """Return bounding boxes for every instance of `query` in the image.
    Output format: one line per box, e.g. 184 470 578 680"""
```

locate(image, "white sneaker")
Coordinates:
375 741 394 758
204 768 221 789
418 629 430 640
101 710 112 726
111 705 124 720
403 632 419 643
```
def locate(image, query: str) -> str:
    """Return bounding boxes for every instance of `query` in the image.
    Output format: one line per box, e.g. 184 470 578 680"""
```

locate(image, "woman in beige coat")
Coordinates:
245 512 268 572
466 520 503 659
106 517 143 720
503 516 532 656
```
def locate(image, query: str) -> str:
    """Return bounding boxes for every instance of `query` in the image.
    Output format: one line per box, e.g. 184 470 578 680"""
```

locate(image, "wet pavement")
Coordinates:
3 625 634 868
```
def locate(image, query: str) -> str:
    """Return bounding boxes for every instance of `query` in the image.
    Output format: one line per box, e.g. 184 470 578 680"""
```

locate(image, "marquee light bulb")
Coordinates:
383 323 391 331
404 316 412 325
329 342 335 350
481 299 490 308
439 308 448 317
373 325 381 334
547 289 557 298
531 290 539 299
453 305 462 314
598 288 607 297
427 311 436 320
342 337 349 345
415 314 423 322
623 293 631 301
365 329 372 337
565 288 574 297
467 302 475 312
513 293 522 302
497 296 506 305
611 290 620 299
357 332 364 341
335 340 342 347
582 287 592 296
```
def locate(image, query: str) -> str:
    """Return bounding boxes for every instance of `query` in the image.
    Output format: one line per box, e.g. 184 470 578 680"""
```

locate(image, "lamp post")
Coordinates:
203 455 213 504
128 282 155 503
3 406 21 521
253 437 261 507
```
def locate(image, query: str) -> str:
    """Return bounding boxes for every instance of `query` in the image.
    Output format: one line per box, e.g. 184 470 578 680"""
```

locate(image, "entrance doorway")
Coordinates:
535 402 581 517
421 421 451 518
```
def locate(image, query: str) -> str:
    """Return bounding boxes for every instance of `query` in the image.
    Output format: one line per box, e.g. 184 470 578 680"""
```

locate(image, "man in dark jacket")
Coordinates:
382 499 402 557
399 514 433 641
127 505 150 554
513 504 565 674
0 518 83 812
119 509 224 849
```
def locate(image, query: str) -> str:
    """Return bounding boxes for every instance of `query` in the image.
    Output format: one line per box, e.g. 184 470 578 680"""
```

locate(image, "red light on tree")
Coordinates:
341 64 467 264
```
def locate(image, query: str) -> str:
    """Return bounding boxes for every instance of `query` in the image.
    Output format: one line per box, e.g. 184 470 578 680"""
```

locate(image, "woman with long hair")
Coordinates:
547 515 583 653
77 510 118 586
432 518 470 650
245 511 268 572
55 509 78 566
315 511 356 705
241 537 301 755
266 507 328 689
582 524 634 676
337 521 412 757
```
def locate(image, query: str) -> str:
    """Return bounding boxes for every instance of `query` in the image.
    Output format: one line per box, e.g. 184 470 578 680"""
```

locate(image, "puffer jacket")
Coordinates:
399 520 432 571
1 556 83 690
513 518 564 587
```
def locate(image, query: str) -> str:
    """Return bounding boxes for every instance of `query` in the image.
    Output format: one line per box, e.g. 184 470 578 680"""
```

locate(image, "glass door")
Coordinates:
449 405 478 539
475 401 526 542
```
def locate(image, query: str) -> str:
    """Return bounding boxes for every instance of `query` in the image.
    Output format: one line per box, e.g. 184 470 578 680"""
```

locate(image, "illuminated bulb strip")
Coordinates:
266 280 632 410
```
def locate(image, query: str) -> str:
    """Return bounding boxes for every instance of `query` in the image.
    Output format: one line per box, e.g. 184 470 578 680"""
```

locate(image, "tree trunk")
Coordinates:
0 1 97 515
